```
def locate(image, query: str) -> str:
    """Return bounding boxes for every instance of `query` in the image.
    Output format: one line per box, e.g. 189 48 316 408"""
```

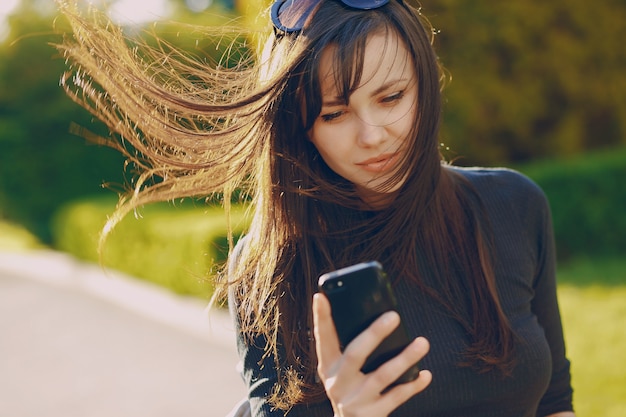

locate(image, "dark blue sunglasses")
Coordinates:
271 0 397 34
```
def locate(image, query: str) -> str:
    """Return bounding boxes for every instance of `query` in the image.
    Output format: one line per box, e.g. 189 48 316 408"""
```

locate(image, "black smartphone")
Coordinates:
318 261 420 388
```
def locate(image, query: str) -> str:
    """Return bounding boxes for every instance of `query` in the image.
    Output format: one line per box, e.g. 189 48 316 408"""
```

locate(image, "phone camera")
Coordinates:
326 280 344 291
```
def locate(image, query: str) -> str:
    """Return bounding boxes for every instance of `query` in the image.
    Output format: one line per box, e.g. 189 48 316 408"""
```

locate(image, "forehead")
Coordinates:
317 31 414 96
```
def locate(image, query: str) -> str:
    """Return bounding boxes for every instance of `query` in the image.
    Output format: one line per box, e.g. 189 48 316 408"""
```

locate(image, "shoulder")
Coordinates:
446 166 553 233
447 165 549 209
448 165 539 192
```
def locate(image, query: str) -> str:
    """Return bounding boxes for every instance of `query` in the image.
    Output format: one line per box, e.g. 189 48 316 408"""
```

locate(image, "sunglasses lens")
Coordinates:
341 0 390 9
271 0 395 33
272 0 320 33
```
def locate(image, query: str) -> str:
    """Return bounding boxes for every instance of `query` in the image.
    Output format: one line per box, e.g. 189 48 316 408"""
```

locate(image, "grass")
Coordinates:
557 257 626 416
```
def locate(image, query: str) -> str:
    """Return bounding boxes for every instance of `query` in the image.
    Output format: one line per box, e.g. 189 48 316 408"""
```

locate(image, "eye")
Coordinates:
320 110 345 122
381 91 405 105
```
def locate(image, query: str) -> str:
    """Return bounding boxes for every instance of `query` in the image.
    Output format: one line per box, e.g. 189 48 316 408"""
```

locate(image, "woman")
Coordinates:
57 0 575 416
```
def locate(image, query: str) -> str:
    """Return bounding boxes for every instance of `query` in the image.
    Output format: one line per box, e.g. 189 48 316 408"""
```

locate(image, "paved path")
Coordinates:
0 250 247 417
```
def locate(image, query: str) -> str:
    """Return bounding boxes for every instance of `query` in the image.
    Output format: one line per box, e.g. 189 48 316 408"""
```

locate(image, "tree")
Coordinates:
426 0 626 164
0 6 125 242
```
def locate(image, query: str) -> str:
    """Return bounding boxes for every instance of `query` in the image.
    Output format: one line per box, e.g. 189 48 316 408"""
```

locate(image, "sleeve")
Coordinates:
228 295 280 417
530 190 575 416
228 290 333 417
226 238 333 417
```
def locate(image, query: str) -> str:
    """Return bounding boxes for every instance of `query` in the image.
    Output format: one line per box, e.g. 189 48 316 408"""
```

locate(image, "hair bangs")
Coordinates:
298 7 396 131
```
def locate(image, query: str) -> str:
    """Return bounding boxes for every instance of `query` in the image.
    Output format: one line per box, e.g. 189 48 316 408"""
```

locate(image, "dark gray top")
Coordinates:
230 167 574 417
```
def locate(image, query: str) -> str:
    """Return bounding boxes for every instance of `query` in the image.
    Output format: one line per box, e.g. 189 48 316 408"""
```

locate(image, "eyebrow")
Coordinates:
321 78 410 107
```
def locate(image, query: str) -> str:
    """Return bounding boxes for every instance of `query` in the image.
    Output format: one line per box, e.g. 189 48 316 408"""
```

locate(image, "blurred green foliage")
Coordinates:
0 6 126 242
0 220 44 250
52 197 249 298
519 147 626 260
0 1 246 243
429 0 626 164
0 0 625 251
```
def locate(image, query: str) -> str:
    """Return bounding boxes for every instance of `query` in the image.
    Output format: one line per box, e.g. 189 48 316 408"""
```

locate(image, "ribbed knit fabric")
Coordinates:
230 167 574 417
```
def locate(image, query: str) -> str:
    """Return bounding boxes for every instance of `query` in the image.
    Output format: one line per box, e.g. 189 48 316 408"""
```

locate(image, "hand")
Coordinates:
313 293 432 417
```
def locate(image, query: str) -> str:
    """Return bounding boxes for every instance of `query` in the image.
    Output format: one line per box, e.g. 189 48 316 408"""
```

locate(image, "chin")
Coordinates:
357 184 403 209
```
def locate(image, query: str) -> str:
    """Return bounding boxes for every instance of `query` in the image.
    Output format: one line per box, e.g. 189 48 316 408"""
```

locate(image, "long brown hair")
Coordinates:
55 0 516 410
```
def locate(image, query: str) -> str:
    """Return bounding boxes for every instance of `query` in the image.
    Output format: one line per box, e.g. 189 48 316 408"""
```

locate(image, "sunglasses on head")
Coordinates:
271 0 399 34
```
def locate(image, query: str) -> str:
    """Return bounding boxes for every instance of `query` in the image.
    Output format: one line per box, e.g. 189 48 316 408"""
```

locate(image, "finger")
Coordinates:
377 369 433 414
340 310 401 374
364 336 430 394
313 293 342 375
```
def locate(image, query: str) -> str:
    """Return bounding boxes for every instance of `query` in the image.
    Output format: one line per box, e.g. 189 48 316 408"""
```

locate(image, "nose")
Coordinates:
356 116 387 148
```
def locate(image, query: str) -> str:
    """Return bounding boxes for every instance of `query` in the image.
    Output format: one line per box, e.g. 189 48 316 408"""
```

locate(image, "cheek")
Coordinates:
311 139 338 165
393 105 417 142
309 125 336 157
309 132 349 174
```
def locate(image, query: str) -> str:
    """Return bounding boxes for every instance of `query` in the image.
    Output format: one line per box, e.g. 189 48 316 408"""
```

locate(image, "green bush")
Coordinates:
519 147 626 260
0 220 45 251
51 197 248 298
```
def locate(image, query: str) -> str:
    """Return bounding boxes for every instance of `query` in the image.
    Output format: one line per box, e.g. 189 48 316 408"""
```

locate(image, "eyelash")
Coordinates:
319 91 406 122
382 91 405 104
321 111 344 122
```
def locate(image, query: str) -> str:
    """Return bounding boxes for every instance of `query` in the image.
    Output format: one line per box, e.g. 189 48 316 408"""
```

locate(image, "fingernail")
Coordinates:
413 336 430 351
380 311 399 324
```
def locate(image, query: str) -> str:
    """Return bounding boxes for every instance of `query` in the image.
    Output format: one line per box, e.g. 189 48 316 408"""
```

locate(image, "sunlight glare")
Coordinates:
0 0 20 16
0 0 20 42
108 0 172 25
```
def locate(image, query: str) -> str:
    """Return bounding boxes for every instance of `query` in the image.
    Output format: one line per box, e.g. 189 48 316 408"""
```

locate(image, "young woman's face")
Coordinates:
308 31 417 208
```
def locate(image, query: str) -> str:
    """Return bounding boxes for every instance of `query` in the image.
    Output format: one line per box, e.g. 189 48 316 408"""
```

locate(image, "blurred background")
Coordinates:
0 0 624 415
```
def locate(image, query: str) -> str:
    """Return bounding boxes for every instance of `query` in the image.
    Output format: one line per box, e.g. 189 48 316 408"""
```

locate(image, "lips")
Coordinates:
356 153 399 173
